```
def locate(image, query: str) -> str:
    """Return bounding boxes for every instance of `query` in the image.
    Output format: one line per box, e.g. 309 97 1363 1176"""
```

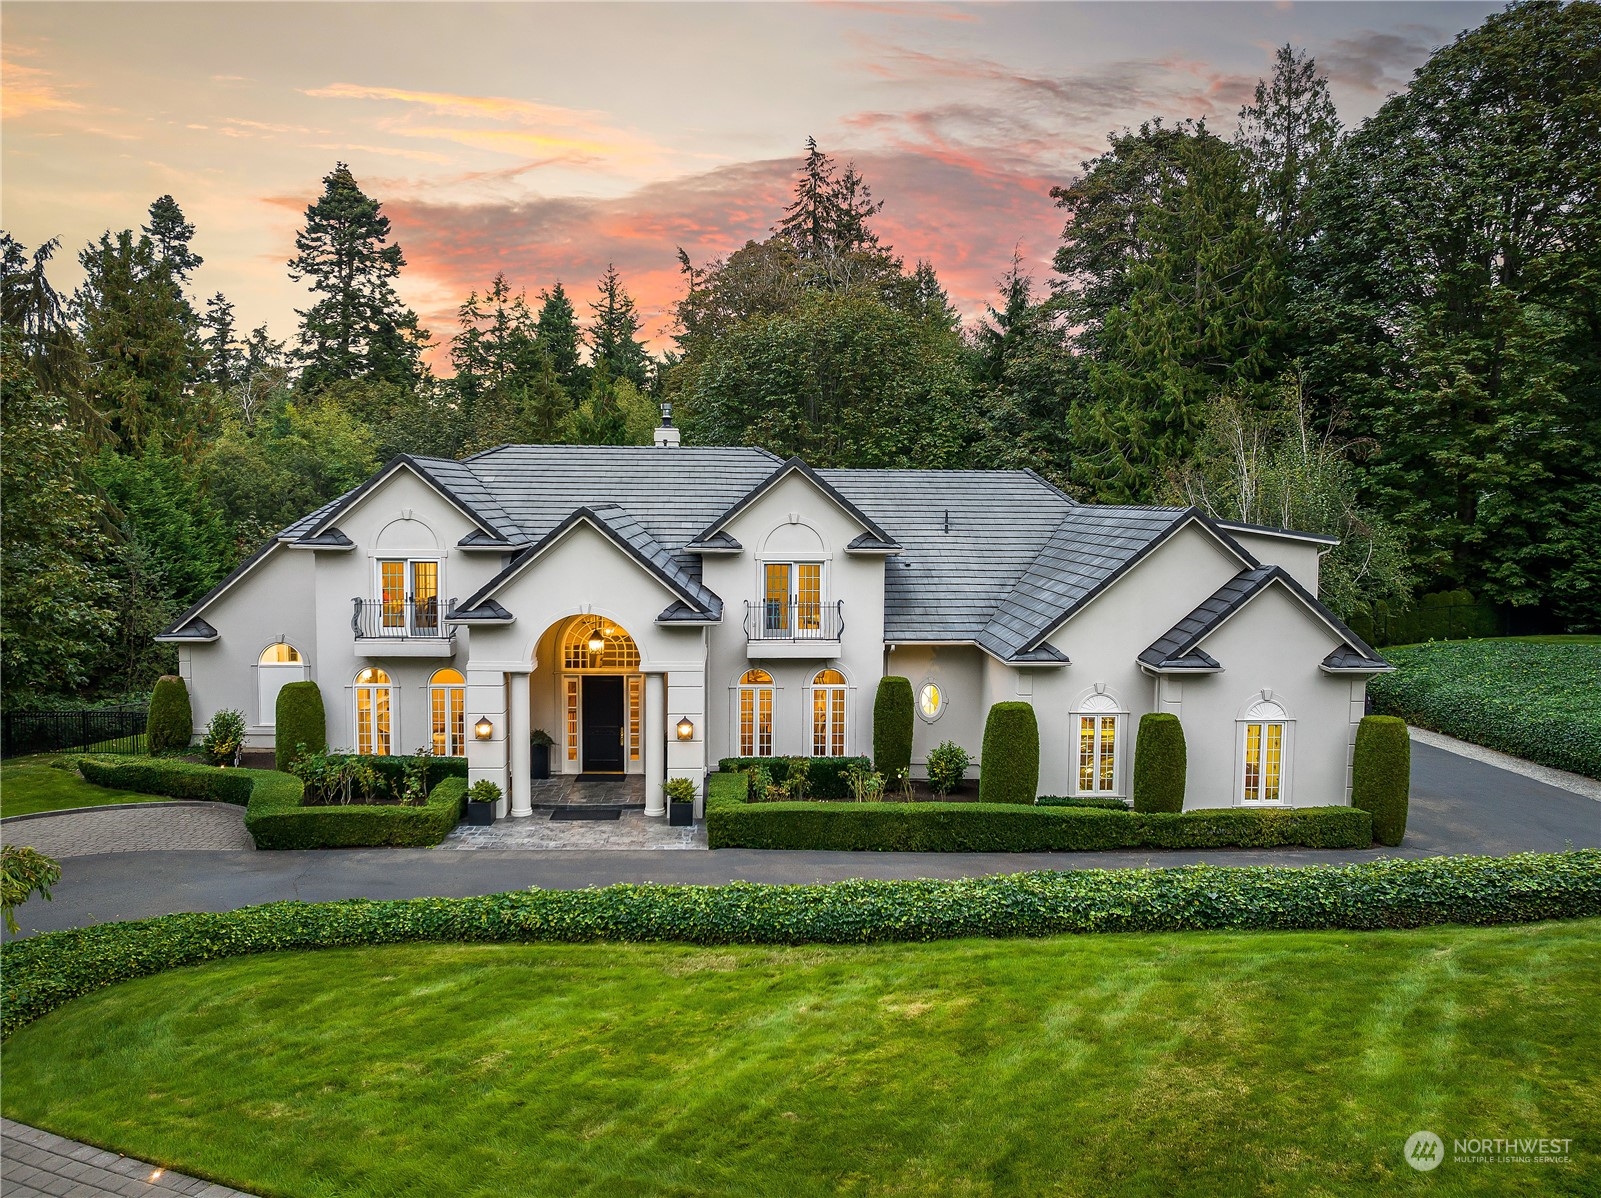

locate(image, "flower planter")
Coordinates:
668 799 694 827
530 741 551 780
466 799 496 826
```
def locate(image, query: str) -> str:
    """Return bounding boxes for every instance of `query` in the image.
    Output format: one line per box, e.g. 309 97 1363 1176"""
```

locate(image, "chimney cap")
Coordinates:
659 401 674 427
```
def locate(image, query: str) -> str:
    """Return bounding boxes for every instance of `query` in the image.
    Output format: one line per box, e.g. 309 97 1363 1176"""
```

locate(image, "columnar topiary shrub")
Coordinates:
978 702 1039 804
275 681 327 772
1353 714 1411 846
873 676 914 777
1132 713 1186 813
146 675 193 754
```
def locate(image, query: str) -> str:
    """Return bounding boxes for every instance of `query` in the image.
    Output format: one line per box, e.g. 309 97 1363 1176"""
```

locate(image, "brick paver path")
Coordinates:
0 804 254 858
1 1118 256 1197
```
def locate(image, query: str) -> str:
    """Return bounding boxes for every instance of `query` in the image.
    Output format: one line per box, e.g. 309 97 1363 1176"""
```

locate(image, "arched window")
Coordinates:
811 668 847 757
1072 691 1125 796
429 668 466 757
257 643 306 728
562 616 640 671
1239 697 1291 805
737 669 774 757
354 667 392 756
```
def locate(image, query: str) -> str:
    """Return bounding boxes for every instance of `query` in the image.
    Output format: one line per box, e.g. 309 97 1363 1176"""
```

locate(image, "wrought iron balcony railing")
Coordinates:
352 596 456 640
744 599 845 642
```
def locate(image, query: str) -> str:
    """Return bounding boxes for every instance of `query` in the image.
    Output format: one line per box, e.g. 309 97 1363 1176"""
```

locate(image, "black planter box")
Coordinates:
466 800 496 826
668 800 694 827
531 741 551 780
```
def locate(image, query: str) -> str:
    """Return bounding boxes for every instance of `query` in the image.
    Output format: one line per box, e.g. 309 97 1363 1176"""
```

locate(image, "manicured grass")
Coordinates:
4 922 1598 1197
0 756 160 819
1369 637 1601 779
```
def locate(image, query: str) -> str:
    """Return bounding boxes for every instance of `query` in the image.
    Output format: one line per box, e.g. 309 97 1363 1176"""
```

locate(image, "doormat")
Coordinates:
550 807 623 821
574 774 627 783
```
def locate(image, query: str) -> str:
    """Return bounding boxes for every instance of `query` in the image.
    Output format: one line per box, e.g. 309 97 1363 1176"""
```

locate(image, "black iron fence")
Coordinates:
1 705 149 759
745 599 846 642
351 596 456 640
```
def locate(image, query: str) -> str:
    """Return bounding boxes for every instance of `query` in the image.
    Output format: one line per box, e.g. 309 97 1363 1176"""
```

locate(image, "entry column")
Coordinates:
508 669 533 818
644 671 666 816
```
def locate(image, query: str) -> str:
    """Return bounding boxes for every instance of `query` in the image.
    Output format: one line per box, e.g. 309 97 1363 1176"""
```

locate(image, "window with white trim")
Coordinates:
1071 692 1124 795
1239 698 1290 805
257 643 305 727
376 559 440 635
811 668 847 756
737 669 775 757
429 668 466 757
917 680 945 722
764 561 825 633
354 667 392 756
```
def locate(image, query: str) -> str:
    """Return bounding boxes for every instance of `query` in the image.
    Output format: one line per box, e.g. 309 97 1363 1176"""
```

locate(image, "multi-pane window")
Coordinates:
738 669 774 757
377 559 439 634
1239 698 1290 804
354 667 392 756
628 676 642 762
565 678 580 762
811 668 846 756
429 668 466 757
1071 693 1123 795
764 562 823 633
258 642 306 728
562 616 641 671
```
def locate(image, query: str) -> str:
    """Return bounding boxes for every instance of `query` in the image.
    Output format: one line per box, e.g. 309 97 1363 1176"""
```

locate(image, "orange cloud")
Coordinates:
1 54 83 119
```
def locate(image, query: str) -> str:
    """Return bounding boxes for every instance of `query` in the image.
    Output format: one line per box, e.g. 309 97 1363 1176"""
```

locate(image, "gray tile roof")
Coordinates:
1322 644 1393 672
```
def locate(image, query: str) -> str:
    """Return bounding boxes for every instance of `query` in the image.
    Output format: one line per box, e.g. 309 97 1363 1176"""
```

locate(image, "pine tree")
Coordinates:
289 163 423 393
535 281 586 397
202 293 242 388
143 195 203 283
0 232 85 408
586 264 650 390
776 137 839 260
1235 45 1342 251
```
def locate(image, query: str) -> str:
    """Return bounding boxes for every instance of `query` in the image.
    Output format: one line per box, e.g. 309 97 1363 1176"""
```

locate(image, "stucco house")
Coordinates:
157 412 1390 819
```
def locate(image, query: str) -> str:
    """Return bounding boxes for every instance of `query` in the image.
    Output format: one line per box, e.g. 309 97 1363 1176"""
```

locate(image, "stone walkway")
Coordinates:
441 807 705 850
526 774 646 807
1 1118 255 1197
0 803 254 859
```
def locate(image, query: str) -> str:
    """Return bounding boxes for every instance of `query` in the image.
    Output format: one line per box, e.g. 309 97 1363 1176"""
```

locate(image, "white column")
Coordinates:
644 671 666 817
509 670 533 818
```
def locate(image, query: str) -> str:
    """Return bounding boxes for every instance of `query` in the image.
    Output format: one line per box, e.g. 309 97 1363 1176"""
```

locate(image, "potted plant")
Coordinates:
530 729 554 779
665 777 696 826
466 779 501 826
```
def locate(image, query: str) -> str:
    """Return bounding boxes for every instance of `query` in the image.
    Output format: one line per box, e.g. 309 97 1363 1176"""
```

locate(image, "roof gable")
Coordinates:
300 455 517 546
695 458 900 549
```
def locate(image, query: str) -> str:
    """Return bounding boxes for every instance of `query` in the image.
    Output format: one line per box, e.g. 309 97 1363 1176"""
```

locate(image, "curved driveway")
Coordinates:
4 740 1597 938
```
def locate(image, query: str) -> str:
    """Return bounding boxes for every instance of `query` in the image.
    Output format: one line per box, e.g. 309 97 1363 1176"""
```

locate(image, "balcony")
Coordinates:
352 597 458 657
744 599 844 659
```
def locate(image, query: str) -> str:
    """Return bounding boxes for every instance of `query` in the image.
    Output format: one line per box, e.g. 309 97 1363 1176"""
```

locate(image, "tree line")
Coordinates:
2 0 1594 709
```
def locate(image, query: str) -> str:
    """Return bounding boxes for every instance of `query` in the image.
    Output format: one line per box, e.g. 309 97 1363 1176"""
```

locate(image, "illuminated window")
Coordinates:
738 669 774 757
628 676 642 761
1239 698 1290 805
429 668 466 757
259 643 302 664
916 681 944 722
376 559 439 635
565 678 580 762
1072 692 1124 795
811 668 846 756
764 562 824 634
258 643 306 727
354 667 392 756
562 616 640 671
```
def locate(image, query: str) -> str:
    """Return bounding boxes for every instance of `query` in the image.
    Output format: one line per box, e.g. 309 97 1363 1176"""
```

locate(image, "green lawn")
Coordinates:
0 756 158 818
4 922 1597 1197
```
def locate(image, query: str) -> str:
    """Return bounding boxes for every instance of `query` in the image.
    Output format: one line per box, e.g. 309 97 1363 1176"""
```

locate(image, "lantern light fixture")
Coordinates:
587 628 607 654
474 716 494 741
675 716 695 742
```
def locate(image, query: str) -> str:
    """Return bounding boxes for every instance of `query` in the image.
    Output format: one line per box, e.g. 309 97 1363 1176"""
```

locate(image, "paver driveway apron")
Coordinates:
0 801 254 858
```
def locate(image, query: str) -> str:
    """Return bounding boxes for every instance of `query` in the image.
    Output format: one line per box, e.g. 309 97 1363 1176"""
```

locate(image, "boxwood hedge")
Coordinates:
873 676 914 777
717 756 871 800
146 675 193 754
979 702 1039 804
4 851 1597 1038
1352 716 1411 847
79 755 256 805
275 681 327 772
705 772 1370 851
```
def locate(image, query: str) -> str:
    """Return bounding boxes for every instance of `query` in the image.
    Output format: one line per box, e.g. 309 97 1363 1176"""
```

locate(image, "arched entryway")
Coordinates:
556 615 644 775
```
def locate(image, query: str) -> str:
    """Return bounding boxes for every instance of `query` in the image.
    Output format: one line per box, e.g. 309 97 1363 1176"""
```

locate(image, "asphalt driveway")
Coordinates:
5 740 1596 938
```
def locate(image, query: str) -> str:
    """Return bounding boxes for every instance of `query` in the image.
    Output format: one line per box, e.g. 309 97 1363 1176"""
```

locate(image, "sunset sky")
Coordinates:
2 1 1503 363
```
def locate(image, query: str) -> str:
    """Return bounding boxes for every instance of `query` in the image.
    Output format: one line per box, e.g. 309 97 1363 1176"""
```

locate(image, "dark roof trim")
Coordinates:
845 532 902 554
285 527 355 551
456 530 524 552
156 537 283 639
1022 468 1080 506
444 599 514 623
1214 519 1341 548
459 506 717 617
1320 644 1394 674
153 616 220 644
884 638 1070 668
684 530 743 554
1021 509 1257 653
300 455 501 543
1140 648 1223 673
694 457 901 548
657 599 721 624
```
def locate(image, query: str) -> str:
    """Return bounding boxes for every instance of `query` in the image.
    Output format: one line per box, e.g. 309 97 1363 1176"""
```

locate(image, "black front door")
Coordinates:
581 675 626 772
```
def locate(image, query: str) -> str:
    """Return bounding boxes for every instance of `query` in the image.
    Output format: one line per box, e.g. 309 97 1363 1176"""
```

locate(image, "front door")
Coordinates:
581 675 626 772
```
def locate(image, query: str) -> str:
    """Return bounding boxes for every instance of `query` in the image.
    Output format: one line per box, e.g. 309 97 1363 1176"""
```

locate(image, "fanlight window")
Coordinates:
430 668 466 757
354 667 392 756
260 643 302 664
257 643 306 728
738 668 774 758
811 668 846 757
563 616 641 671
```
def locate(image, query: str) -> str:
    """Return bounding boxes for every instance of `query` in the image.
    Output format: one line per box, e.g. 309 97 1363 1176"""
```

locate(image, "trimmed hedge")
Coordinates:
75 756 464 850
706 772 1370 852
1368 639 1601 780
1037 795 1131 810
5 852 1597 1038
873 677 914 777
275 681 327 772
1132 713 1186 813
718 756 871 800
1353 716 1411 847
979 702 1039 804
146 675 193 754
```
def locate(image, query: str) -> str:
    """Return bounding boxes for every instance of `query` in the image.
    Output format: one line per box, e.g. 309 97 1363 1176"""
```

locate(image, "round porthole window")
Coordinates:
917 681 944 722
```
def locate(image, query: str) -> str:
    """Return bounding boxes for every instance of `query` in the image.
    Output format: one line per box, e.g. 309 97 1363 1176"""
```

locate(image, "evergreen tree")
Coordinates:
566 362 632 445
535 280 586 397
908 259 960 332
586 264 650 390
0 232 85 410
289 163 424 392
1235 46 1342 252
142 195 203 283
202 292 243 389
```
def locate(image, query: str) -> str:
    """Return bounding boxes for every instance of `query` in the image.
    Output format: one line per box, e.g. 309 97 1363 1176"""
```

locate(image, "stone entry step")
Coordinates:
528 775 646 809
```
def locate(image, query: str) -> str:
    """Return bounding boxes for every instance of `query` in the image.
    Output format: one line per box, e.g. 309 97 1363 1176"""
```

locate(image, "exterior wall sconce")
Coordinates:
676 716 695 741
474 716 494 741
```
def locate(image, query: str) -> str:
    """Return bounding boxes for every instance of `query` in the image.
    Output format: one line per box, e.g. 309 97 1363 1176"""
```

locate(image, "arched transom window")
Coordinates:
1240 698 1290 805
811 668 847 757
257 642 306 728
354 667 392 756
562 616 641 671
430 668 466 757
738 669 774 758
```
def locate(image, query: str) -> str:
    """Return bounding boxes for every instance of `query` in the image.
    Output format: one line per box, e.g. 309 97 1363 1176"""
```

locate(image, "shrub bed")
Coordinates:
4 851 1596 1038
718 756 870 800
1368 639 1601 779
706 773 1369 851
